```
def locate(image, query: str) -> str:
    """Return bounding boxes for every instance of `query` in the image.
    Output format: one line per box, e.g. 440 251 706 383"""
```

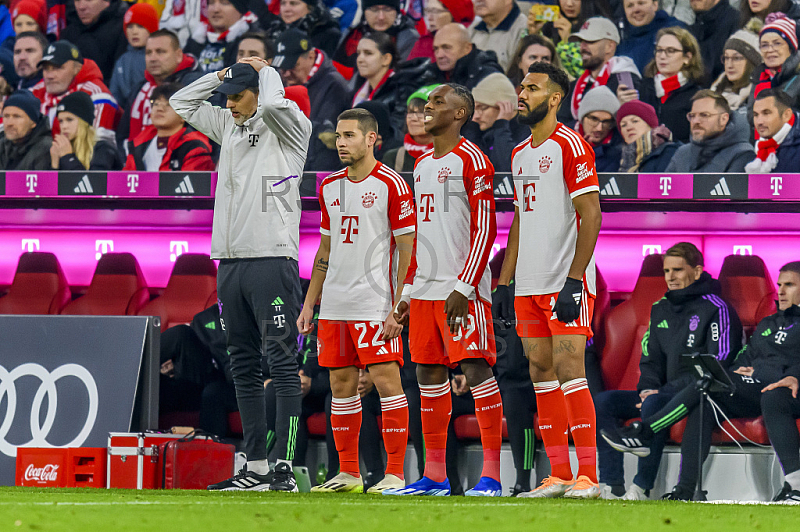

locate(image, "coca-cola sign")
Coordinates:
24 464 59 483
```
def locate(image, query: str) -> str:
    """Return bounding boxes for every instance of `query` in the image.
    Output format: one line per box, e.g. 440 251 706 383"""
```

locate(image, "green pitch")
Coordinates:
0 487 797 531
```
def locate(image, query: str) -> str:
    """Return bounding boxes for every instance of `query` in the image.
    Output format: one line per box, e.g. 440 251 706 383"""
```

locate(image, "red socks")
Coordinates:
380 394 408 479
472 377 503 482
533 380 572 481
419 381 451 482
330 395 362 477
562 378 597 482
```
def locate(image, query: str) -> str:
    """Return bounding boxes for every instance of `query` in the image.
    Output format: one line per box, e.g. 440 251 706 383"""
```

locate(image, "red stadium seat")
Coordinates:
61 253 149 316
0 252 71 315
600 254 667 391
138 254 218 331
307 412 327 437
669 416 770 445
453 415 509 440
718 254 777 338
593 268 611 356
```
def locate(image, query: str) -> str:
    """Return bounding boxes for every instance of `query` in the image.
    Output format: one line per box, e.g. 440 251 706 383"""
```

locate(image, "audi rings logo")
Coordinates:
0 363 99 458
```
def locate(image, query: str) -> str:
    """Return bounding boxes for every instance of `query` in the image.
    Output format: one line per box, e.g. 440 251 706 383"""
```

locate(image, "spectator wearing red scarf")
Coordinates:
747 14 800 122
747 88 800 173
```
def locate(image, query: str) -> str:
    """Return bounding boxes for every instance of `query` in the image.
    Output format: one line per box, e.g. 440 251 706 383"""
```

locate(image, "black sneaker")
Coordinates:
268 462 298 492
661 485 694 501
773 482 800 502
510 484 530 497
208 465 272 491
601 422 653 457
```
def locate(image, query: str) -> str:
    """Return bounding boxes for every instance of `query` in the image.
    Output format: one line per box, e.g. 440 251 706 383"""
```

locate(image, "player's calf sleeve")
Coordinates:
472 377 503 482
534 380 572 481
419 381 452 483
562 378 597 482
380 394 409 479
331 395 362 477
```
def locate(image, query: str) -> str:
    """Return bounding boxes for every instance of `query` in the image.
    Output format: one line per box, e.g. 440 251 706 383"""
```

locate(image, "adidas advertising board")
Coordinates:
692 174 747 200
158 172 212 196
597 174 638 199
58 172 107 196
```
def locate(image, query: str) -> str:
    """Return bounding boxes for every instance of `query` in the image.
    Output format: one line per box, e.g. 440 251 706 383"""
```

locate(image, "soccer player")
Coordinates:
384 83 503 497
298 108 415 494
494 61 603 499
171 58 311 492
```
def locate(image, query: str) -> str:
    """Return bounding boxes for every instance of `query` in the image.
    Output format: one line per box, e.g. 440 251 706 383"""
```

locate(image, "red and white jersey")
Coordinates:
511 123 600 296
319 162 415 321
407 138 497 303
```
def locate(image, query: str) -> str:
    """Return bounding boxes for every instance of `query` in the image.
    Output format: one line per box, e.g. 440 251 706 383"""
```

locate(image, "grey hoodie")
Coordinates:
665 112 754 173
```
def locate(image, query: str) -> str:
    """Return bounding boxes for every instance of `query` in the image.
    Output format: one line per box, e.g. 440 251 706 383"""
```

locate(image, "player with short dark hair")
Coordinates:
299 107 415 495
384 83 504 497
495 61 603 499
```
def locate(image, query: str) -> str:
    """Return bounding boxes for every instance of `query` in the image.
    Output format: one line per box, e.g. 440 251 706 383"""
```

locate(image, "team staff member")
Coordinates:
299 108 415 495
495 61 603 499
170 57 312 492
385 84 504 498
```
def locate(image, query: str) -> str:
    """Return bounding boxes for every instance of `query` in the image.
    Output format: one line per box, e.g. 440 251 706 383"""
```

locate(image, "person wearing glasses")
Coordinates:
639 26 705 143
747 14 800 121
575 85 623 172
710 30 762 116
663 90 753 172
334 0 419 69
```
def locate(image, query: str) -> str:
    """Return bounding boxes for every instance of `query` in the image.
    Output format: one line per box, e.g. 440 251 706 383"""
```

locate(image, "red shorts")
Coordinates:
515 291 595 339
408 298 496 369
317 319 404 369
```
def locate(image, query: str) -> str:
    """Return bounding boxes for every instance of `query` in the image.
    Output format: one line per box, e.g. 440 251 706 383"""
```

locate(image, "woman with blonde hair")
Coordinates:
639 26 705 142
50 92 123 170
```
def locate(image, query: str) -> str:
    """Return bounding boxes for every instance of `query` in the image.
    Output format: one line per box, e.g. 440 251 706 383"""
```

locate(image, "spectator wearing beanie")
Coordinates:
0 90 52 169
50 91 122 170
407 0 473 61
382 85 436 172
463 72 528 172
11 0 46 35
688 0 739 82
263 0 341 57
110 3 158 111
60 0 129 82
639 27 704 143
185 0 262 73
616 99 679 172
467 0 527 71
576 85 623 172
747 14 800 119
333 0 419 72
711 30 761 115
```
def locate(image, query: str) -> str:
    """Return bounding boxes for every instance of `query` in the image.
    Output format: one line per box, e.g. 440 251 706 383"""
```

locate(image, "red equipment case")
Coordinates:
107 432 183 489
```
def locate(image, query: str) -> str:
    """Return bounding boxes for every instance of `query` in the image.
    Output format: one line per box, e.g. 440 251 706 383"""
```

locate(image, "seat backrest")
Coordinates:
0 252 71 315
719 254 777 337
600 254 667 391
592 267 611 356
138 254 217 330
61 253 149 316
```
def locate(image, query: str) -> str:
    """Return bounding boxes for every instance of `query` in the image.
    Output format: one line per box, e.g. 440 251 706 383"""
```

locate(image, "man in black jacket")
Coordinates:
595 242 742 500
420 23 503 90
689 0 739 81
274 27 349 171
61 0 128 82
0 90 52 170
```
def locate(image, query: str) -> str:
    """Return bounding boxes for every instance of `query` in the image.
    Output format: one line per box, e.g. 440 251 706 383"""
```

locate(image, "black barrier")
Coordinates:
0 315 160 486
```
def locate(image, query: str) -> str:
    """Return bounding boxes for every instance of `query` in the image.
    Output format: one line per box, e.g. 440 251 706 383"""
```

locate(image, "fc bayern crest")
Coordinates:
689 315 700 332
438 167 451 183
362 192 376 208
539 156 552 173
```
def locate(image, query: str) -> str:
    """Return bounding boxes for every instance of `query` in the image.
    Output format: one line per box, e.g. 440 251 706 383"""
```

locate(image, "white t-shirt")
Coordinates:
142 137 166 171
318 162 415 321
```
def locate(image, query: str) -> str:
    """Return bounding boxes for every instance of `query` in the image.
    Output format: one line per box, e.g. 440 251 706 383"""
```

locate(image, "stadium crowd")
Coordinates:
2 0 800 503
2 0 800 171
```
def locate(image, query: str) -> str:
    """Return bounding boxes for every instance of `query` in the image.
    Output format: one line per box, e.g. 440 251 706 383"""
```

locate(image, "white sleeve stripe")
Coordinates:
560 128 586 156
392 226 415 236
556 130 581 157
462 199 490 284
459 143 481 171
462 141 487 171
377 166 409 196
569 185 600 199
515 136 531 150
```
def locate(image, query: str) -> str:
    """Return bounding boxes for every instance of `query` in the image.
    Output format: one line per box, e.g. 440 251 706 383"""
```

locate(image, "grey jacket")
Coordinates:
0 116 53 170
170 68 312 260
665 113 753 173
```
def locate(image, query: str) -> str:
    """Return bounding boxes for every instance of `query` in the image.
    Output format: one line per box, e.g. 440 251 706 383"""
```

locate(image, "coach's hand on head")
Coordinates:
444 290 469 335
238 56 270 71
554 276 583 324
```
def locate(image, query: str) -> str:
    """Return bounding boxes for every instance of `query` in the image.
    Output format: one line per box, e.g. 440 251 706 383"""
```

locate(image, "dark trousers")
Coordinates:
761 387 800 475
595 389 674 490
217 257 302 462
265 381 325 467
500 382 537 488
642 373 762 491
199 379 237 438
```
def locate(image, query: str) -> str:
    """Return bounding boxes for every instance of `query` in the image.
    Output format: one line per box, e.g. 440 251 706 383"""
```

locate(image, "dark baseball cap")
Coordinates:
272 28 311 70
38 41 83 68
214 63 260 95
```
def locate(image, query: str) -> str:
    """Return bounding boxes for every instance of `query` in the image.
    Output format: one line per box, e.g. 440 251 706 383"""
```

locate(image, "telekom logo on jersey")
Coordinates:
523 183 536 212
341 216 359 243
419 194 435 222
